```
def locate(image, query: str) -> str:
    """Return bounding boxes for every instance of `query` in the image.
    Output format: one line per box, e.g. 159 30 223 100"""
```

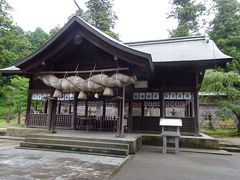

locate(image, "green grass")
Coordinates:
201 128 240 138
0 119 24 128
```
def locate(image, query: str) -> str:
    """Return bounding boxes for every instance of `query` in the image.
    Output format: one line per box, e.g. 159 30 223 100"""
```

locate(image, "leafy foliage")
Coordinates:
201 0 240 133
168 0 206 37
72 0 119 39
25 27 49 52
49 25 61 38
69 0 119 39
0 0 51 120
0 77 28 121
0 0 31 92
209 0 240 72
4 77 28 112
86 0 117 31
201 70 240 132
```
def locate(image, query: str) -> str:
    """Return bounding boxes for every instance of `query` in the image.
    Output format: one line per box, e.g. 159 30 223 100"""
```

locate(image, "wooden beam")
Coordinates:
40 67 129 74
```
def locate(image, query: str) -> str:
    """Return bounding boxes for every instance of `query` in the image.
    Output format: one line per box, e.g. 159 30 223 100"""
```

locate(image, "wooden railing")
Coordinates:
132 116 195 134
75 116 118 132
27 113 73 129
27 113 194 134
28 113 48 128
181 117 195 135
56 114 73 129
132 116 161 133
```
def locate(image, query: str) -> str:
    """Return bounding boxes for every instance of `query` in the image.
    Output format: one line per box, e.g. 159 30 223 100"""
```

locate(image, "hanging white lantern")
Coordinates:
78 91 87 100
94 92 99 99
103 87 114 96
53 89 63 98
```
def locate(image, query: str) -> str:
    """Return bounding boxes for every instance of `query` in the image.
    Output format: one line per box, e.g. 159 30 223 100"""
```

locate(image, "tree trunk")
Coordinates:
233 111 240 133
237 119 240 133
17 111 21 124
6 106 12 123
17 105 21 124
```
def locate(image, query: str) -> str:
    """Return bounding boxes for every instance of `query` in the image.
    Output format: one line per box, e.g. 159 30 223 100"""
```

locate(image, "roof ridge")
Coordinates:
125 36 205 46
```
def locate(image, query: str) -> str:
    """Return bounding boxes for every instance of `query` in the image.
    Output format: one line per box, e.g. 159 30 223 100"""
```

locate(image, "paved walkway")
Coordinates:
0 139 126 180
111 150 240 180
0 139 20 150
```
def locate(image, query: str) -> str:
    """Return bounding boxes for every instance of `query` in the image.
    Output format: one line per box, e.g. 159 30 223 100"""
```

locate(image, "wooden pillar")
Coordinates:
121 86 126 136
47 99 52 131
25 78 32 128
72 92 78 129
194 73 200 136
57 101 61 114
50 99 57 133
44 100 48 113
127 97 133 132
116 99 122 137
85 101 88 117
103 99 106 117
194 90 200 136
47 98 57 133
116 86 126 137
160 91 165 118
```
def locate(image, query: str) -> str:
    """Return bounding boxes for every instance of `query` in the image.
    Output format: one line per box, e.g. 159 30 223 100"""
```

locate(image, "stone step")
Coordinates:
20 142 129 156
219 146 240 153
219 143 240 148
26 134 141 154
26 137 129 150
27 134 133 144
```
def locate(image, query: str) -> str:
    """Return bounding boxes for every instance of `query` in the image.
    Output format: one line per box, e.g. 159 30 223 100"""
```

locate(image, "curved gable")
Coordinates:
15 16 153 77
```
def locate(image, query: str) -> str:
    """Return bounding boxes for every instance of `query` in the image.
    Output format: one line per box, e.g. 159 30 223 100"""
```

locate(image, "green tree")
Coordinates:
201 70 240 132
168 0 206 37
49 25 61 38
85 0 119 39
0 0 31 87
209 0 240 72
0 0 31 69
3 77 28 123
0 0 31 121
25 27 49 52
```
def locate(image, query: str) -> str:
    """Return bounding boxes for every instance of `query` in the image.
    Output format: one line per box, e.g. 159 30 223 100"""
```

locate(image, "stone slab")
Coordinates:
0 148 126 180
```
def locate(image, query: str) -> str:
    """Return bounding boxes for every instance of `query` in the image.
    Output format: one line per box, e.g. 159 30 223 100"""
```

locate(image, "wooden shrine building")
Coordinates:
0 16 232 136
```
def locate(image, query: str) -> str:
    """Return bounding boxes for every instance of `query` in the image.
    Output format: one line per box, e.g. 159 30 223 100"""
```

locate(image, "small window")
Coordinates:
165 100 193 118
77 101 86 116
144 101 160 117
105 102 118 117
60 101 73 114
87 101 103 117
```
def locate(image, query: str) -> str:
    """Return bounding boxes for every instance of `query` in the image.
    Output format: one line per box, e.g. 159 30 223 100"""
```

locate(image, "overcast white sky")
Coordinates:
8 0 176 42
